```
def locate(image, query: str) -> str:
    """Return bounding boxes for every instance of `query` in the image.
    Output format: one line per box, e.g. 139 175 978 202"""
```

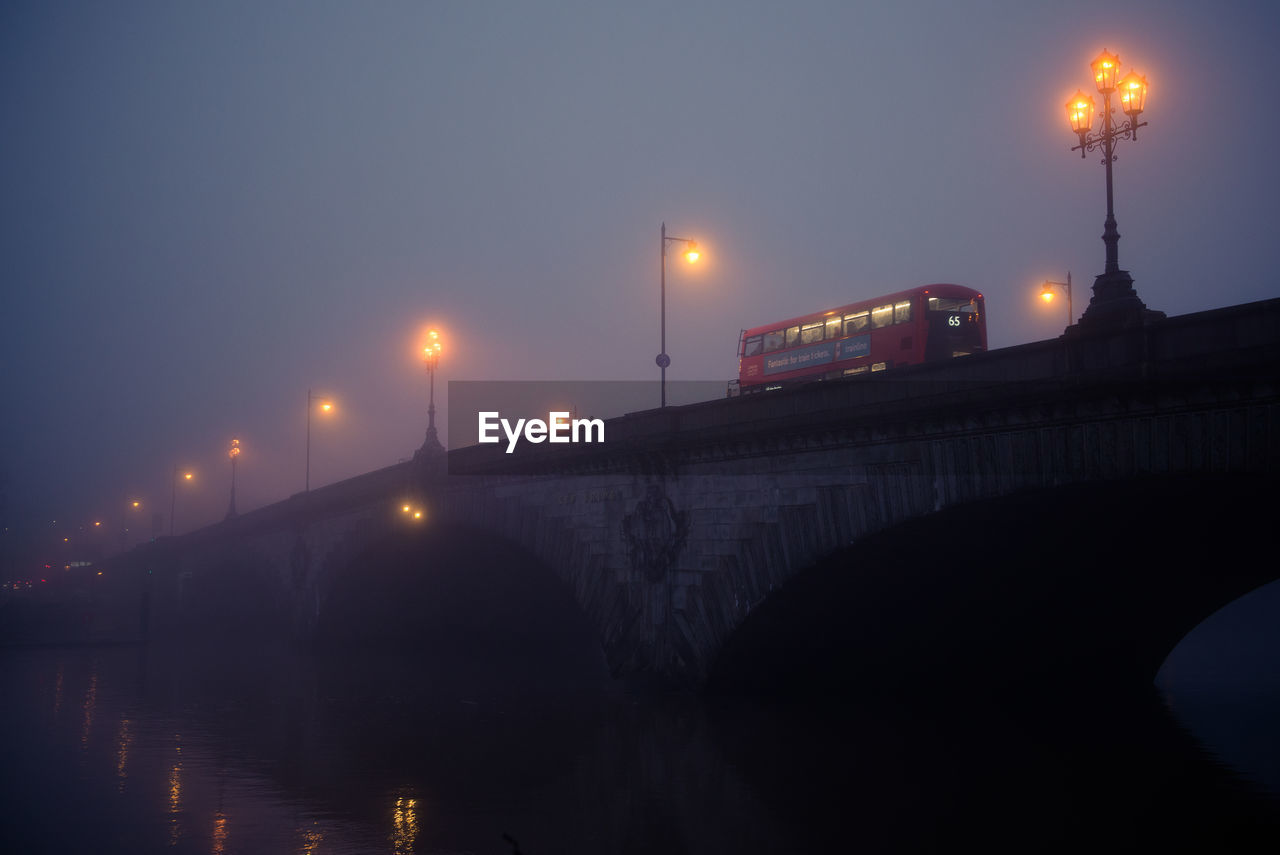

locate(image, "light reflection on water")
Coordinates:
115 717 132 788
298 819 324 854
211 811 228 855
168 735 182 847
80 670 96 749
392 795 419 855
52 663 63 718
0 644 1276 853
1 648 400 854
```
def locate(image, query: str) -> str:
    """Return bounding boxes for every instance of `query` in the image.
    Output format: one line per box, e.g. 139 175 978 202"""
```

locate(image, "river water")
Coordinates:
1 637 1277 854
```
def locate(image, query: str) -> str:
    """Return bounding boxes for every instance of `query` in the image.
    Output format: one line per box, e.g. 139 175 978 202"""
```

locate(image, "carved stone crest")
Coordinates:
621 485 687 582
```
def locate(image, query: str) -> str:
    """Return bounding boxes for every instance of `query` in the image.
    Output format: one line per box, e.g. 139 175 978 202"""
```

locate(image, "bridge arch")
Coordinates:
312 523 609 683
707 473 1274 696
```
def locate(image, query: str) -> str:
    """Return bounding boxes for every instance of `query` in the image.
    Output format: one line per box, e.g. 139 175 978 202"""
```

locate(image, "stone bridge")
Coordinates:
114 298 1280 688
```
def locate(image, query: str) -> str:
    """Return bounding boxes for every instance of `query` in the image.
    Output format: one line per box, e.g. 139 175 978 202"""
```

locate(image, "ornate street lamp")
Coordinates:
658 222 700 408
306 389 335 492
418 329 444 454
226 438 240 520
1065 49 1163 329
1040 272 1073 327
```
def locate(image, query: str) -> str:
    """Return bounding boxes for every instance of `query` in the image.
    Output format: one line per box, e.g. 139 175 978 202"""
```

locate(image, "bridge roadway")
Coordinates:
112 297 1280 688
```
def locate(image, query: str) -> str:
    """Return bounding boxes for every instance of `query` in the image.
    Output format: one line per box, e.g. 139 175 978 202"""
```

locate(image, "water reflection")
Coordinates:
211 810 227 855
115 717 132 790
391 795 419 854
80 670 97 748
296 820 323 854
168 757 184 844
52 663 63 718
0 644 1275 853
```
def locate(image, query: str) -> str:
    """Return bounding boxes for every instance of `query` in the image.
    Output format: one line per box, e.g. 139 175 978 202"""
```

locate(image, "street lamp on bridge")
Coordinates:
306 389 335 492
1064 49 1163 330
121 499 143 550
657 222 701 408
170 466 194 536
418 329 444 456
1039 272 1073 328
226 438 240 520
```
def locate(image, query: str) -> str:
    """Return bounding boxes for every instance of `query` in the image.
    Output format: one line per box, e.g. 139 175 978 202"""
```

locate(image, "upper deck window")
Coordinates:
871 304 894 329
894 301 912 324
928 296 979 314
763 330 786 352
800 322 824 344
844 311 869 336
743 335 763 357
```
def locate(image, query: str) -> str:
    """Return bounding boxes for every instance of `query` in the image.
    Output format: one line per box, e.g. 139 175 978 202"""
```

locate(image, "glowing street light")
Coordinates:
226 438 240 520
170 466 195 536
306 389 336 492
1039 272 1073 327
658 222 701 408
418 329 444 455
119 499 143 550
1064 49 1162 329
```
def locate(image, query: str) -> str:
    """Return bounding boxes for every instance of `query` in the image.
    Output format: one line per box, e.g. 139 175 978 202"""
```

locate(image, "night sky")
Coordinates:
3 0 1278 537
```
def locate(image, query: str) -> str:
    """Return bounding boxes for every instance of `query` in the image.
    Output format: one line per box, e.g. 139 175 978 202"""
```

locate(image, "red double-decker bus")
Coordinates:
735 284 986 394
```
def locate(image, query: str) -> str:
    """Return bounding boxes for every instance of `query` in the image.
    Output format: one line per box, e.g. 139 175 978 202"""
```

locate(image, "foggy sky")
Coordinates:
3 0 1278 539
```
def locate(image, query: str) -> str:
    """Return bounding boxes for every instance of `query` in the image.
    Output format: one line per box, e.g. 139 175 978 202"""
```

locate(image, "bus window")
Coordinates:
825 316 841 339
871 304 894 329
763 330 786 352
800 322 824 344
928 296 978 314
894 301 912 324
785 325 801 347
743 335 763 357
844 312 868 335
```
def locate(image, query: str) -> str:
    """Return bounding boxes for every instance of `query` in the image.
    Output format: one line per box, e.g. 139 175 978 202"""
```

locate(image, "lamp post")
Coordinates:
170 466 193 536
122 499 142 551
306 389 334 492
658 222 700 408
1040 272 1073 327
418 329 444 455
225 438 240 520
1065 49 1163 329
